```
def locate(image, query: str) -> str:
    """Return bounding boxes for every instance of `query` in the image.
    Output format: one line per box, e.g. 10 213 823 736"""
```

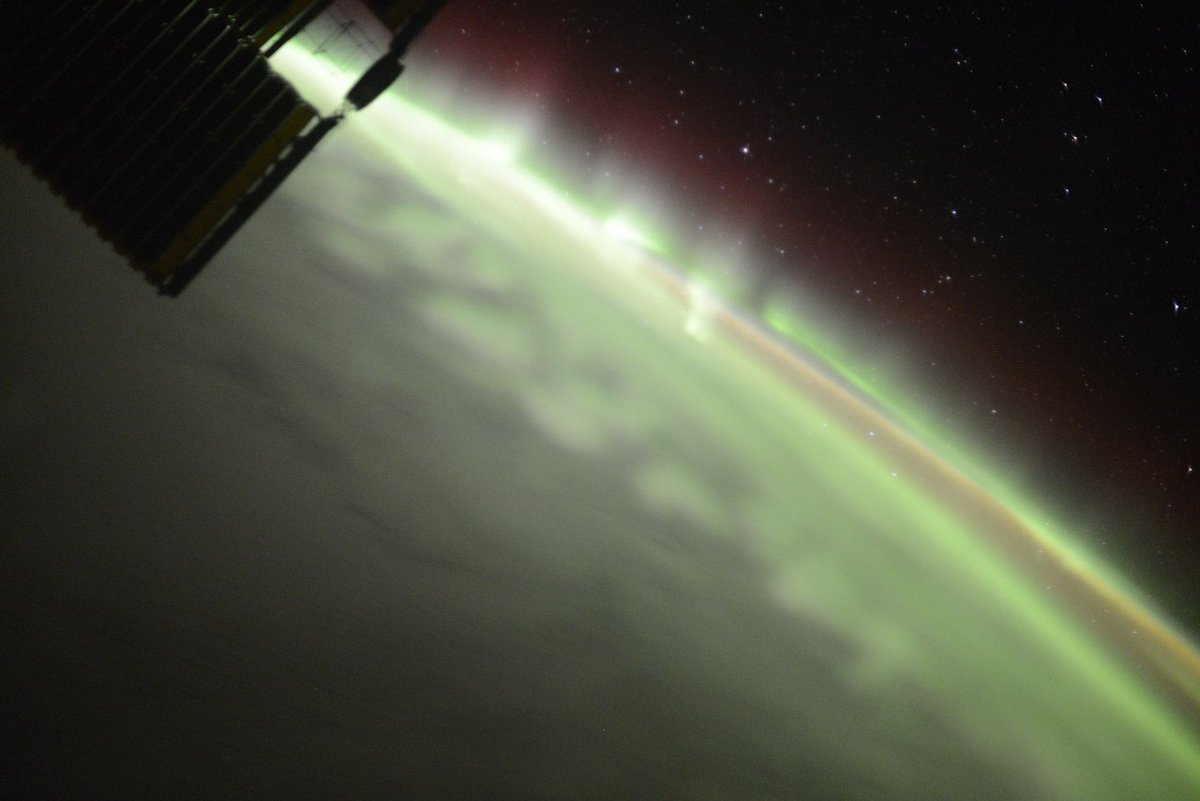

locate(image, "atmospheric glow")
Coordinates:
684 280 717 342
273 46 1200 797
602 216 653 248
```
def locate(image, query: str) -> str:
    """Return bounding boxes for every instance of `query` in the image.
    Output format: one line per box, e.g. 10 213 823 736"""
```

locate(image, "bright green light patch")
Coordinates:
476 138 519 164
270 40 352 114
602 216 653 249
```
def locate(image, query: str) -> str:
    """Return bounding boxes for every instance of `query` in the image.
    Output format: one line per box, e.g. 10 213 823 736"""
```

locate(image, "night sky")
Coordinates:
419 2 1200 627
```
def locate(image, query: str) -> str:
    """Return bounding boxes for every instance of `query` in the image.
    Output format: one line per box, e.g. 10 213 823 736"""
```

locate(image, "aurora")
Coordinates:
268 45 1200 795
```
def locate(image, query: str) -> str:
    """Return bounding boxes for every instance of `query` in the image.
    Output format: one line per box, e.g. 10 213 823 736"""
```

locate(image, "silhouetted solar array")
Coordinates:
0 0 443 295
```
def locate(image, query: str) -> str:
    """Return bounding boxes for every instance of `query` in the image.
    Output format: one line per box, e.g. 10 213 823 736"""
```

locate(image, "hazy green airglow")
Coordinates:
602 216 661 253
273 47 1200 797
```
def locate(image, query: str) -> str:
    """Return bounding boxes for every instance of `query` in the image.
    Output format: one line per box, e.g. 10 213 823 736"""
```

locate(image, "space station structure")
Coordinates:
0 0 447 295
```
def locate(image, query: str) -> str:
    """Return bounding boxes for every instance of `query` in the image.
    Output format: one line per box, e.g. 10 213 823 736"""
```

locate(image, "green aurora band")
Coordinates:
271 46 1200 797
